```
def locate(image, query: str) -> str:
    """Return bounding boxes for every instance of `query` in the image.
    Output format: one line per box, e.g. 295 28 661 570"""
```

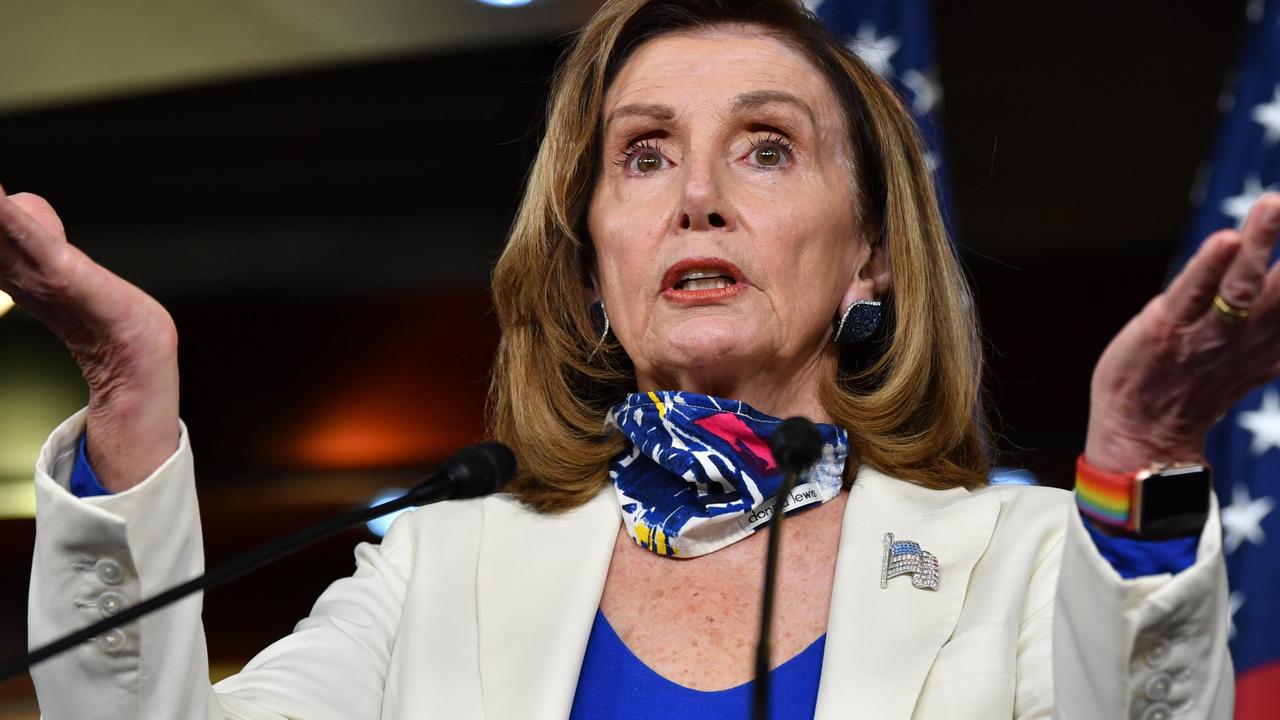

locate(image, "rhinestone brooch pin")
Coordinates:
880 532 940 591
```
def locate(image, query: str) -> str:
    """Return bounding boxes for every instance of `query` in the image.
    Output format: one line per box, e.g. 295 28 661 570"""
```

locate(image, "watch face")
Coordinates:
1139 465 1212 538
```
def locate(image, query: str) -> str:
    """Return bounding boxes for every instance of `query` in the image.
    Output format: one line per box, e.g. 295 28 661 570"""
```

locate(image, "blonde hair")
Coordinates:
489 0 989 513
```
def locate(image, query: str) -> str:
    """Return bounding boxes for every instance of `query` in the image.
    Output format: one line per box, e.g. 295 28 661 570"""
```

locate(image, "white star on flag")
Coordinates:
902 69 941 115
1248 0 1265 23
1253 85 1280 145
1221 175 1275 228
1238 386 1280 455
1229 591 1245 639
1221 483 1275 554
846 24 900 78
801 0 826 11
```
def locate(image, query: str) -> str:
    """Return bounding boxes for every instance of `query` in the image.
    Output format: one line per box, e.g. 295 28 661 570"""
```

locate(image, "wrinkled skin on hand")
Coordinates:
0 186 179 492
1087 192 1280 472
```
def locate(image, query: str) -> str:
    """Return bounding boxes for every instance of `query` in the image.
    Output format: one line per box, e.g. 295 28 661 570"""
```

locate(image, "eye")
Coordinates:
746 134 794 169
634 152 663 173
616 140 670 175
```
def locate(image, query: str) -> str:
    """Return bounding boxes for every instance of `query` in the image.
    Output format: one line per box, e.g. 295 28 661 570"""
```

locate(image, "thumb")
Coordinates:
8 192 68 241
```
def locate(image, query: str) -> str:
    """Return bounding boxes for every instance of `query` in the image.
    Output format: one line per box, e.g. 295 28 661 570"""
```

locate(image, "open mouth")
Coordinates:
674 271 737 291
661 257 747 295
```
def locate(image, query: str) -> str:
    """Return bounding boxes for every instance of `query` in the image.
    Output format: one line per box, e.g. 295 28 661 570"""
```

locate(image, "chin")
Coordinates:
653 323 764 375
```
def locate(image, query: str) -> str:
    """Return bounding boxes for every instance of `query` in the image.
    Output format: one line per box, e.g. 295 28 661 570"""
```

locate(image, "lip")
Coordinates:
660 256 749 304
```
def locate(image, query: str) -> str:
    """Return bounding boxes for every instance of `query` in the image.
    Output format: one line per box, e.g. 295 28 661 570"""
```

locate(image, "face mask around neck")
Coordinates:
606 391 848 559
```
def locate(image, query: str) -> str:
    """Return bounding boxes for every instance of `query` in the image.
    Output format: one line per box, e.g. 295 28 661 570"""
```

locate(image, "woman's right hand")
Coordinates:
0 186 180 493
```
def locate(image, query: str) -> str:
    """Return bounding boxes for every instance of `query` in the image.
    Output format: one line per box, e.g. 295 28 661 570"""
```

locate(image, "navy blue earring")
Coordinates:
834 300 882 345
588 301 610 361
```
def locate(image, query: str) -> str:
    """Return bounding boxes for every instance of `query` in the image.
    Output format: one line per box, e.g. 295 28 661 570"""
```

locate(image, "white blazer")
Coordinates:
28 411 1233 719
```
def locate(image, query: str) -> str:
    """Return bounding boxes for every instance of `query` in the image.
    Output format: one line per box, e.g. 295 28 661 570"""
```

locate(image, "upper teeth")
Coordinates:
682 278 731 291
676 269 735 291
679 269 733 281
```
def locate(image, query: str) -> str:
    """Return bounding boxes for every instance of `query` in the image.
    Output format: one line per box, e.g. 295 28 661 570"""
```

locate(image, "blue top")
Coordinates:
70 433 112 498
1080 516 1201 579
569 609 826 719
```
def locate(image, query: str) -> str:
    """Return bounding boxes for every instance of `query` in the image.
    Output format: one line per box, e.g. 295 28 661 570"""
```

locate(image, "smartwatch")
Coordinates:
1075 454 1213 538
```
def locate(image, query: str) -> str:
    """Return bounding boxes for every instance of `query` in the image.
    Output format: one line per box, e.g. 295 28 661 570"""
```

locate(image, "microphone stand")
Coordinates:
1 442 513 682
751 465 800 720
752 417 824 720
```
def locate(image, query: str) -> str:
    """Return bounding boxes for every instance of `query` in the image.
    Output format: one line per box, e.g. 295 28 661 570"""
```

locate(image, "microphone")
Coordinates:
769 417 824 474
1 441 516 681
753 417 824 720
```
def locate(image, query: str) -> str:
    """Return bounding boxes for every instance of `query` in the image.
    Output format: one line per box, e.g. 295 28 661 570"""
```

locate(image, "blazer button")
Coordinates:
1144 672 1174 701
1139 702 1173 720
95 559 124 586
97 591 125 617
96 629 127 656
1143 639 1171 668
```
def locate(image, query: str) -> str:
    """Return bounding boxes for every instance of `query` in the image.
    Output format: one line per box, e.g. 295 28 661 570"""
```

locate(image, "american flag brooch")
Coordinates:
880 532 940 591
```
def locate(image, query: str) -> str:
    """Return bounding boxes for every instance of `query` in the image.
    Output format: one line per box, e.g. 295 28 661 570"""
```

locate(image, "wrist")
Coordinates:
85 375 180 493
1074 453 1212 538
1084 411 1205 474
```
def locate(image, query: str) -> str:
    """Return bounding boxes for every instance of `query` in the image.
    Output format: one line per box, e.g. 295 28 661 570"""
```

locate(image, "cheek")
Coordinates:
749 202 856 298
588 192 667 307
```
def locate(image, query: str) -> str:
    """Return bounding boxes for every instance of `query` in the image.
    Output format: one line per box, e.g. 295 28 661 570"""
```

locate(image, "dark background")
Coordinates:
0 0 1248 709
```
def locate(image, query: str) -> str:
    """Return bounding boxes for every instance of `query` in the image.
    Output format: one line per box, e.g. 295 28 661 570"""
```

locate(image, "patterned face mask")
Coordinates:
606 391 849 559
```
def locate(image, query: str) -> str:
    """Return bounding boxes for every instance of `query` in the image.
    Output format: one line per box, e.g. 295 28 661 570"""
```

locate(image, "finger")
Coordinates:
1163 229 1242 325
1250 259 1280 366
8 192 67 239
1253 248 1280 313
0 192 84 313
0 189 69 270
1218 192 1280 309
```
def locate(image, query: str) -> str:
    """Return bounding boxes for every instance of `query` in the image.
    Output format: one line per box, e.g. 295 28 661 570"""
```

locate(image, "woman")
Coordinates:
5 0 1275 717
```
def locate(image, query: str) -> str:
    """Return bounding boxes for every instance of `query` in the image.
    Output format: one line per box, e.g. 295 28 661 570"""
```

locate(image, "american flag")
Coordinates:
880 532 940 591
807 0 950 216
1176 2 1280 716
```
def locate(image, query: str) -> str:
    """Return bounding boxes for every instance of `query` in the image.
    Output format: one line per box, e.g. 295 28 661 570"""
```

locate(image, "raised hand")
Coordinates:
0 186 180 492
1086 192 1280 472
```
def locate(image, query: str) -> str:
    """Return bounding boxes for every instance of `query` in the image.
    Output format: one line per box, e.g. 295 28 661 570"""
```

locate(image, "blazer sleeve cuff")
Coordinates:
30 408 213 719
1052 491 1233 719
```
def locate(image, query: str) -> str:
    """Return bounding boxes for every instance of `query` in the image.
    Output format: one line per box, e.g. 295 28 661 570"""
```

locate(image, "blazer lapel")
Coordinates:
815 466 1000 720
475 489 620 720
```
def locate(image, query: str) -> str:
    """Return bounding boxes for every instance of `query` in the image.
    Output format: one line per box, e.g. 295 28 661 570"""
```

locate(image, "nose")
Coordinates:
676 154 734 232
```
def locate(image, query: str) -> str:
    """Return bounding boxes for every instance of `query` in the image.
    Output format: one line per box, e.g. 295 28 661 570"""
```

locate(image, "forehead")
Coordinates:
604 24 844 126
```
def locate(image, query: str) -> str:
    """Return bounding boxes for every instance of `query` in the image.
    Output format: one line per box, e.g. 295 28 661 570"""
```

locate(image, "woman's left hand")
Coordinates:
1086 191 1280 473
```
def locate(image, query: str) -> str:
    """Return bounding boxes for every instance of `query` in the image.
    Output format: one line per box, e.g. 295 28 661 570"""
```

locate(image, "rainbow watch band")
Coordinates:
1074 454 1133 530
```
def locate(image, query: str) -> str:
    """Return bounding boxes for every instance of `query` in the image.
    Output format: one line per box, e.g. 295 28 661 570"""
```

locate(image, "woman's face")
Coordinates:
588 25 879 410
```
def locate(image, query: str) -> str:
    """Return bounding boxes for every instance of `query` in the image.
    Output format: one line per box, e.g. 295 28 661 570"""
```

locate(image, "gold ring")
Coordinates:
1212 294 1250 323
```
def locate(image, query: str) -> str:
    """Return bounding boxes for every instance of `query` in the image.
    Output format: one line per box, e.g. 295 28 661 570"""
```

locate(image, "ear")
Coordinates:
839 240 892 311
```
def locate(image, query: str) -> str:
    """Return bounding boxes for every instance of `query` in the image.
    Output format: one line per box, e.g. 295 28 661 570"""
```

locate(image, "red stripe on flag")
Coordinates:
1237 661 1280 720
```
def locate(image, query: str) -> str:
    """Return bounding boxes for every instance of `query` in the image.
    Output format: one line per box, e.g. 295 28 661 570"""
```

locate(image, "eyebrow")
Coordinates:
604 91 816 131
605 103 676 128
731 90 816 126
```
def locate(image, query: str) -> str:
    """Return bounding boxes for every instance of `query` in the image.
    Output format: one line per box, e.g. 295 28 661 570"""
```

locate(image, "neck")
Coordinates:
635 348 836 424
